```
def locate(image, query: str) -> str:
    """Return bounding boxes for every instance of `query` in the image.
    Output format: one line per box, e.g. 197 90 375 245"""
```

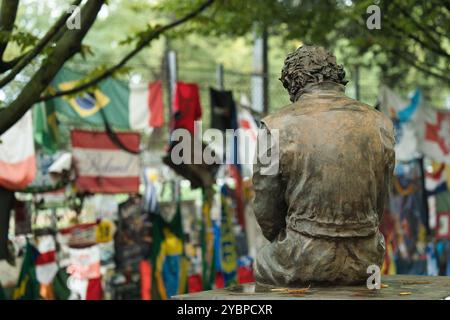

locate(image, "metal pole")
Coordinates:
164 40 177 136
216 64 224 90
262 27 269 115
354 65 361 101
251 25 269 115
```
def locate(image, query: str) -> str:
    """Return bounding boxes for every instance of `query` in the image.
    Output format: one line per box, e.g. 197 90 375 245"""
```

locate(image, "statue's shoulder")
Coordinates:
261 102 299 129
355 100 394 131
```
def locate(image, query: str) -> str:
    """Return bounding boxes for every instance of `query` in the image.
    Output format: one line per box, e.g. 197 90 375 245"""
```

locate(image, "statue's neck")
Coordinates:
294 81 346 102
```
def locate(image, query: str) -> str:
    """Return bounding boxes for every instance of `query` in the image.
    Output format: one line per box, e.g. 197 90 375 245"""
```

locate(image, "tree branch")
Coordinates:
39 0 215 102
0 0 82 88
0 0 19 59
0 0 105 135
384 19 450 60
392 1 447 55
0 53 23 72
392 49 450 83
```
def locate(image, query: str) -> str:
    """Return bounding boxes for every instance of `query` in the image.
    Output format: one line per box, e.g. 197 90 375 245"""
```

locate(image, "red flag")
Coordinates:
71 130 140 193
173 82 202 134
188 274 203 293
140 260 152 300
85 277 103 300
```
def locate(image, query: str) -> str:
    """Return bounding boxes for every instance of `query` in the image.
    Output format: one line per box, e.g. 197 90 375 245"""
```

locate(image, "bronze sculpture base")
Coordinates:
173 275 450 300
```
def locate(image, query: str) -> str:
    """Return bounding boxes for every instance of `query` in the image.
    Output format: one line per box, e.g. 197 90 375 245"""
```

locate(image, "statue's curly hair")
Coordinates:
280 45 348 102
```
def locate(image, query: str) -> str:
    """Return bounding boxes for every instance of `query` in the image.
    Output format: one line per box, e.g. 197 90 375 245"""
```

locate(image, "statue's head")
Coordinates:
280 45 348 102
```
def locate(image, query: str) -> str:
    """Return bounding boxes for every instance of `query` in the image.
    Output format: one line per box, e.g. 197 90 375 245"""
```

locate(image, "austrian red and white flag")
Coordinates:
418 107 450 163
71 129 140 193
35 235 58 285
0 111 36 190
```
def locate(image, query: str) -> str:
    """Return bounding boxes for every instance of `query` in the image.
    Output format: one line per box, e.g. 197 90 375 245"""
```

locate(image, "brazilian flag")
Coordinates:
151 201 188 300
12 242 40 300
44 67 130 129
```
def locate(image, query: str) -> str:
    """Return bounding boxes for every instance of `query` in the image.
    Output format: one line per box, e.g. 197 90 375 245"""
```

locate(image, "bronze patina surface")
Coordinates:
252 45 395 286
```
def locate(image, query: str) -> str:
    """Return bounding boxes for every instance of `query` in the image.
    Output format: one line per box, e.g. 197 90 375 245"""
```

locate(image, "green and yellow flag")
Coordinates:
151 201 188 300
33 101 60 154
12 242 40 300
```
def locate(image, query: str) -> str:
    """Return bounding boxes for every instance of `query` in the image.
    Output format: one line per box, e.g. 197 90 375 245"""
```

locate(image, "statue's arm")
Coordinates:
378 117 396 221
252 123 287 242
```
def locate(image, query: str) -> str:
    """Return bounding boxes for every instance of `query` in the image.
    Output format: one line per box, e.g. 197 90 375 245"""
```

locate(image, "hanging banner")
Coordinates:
71 129 140 193
60 223 97 248
44 68 163 131
115 197 152 270
66 245 101 280
35 235 58 285
14 200 32 236
436 212 450 239
0 111 36 190
416 106 450 163
378 86 421 162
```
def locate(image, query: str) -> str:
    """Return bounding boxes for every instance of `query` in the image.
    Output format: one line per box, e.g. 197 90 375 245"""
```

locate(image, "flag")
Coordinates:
66 245 101 280
66 245 103 300
0 110 36 190
220 185 238 287
128 81 164 130
425 161 448 195
149 81 164 128
12 242 40 300
173 82 202 134
33 102 59 154
210 88 236 132
378 86 421 161
71 129 140 193
417 107 450 163
52 268 71 300
187 274 203 293
35 235 58 286
237 256 254 284
140 260 152 300
237 109 258 177
200 189 215 290
151 202 187 299
67 276 103 300
45 68 162 130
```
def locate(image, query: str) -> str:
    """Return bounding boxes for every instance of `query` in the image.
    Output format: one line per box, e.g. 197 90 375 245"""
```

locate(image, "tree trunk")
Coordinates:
0 0 105 135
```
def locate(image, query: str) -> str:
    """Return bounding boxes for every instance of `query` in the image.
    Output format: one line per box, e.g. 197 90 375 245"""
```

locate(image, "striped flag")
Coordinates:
0 111 36 190
71 129 141 193
35 235 58 285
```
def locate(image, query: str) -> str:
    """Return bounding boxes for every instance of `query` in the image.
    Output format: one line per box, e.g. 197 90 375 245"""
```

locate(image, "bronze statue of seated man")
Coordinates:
253 45 395 286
